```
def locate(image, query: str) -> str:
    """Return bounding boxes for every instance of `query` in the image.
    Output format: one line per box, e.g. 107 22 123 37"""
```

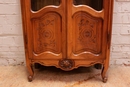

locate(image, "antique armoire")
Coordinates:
20 0 113 82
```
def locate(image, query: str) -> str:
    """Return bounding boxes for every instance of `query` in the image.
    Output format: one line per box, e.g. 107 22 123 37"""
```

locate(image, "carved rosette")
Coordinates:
59 59 75 71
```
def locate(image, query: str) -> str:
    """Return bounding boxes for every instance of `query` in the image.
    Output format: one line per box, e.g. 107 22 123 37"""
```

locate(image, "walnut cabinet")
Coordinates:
21 0 113 82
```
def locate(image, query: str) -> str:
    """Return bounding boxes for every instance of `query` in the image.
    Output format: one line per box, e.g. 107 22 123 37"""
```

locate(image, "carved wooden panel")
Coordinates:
72 11 103 54
32 12 62 54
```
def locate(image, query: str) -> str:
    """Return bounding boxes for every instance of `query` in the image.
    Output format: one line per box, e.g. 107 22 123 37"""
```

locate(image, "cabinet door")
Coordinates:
67 0 110 60
22 0 67 59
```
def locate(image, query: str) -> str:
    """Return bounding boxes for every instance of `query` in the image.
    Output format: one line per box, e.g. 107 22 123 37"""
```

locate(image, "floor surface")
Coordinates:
0 65 130 87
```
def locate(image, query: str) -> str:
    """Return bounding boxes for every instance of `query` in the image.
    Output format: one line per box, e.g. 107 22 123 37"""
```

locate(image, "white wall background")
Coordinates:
0 0 130 65
0 0 24 65
111 0 130 65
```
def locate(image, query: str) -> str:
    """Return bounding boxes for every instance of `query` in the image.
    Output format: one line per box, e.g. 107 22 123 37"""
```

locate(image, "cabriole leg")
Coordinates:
27 63 34 82
101 65 108 83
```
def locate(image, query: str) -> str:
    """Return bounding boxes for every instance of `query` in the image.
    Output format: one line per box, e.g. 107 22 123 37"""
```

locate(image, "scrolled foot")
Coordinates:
28 75 33 82
102 77 107 83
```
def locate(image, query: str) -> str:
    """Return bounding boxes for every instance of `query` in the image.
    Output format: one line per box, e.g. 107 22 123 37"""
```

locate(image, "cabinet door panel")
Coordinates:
67 0 109 60
32 12 61 54
72 12 103 54
25 0 66 59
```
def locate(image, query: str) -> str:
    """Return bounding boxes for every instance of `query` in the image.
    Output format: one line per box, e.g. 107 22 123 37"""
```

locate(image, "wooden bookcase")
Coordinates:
21 0 113 82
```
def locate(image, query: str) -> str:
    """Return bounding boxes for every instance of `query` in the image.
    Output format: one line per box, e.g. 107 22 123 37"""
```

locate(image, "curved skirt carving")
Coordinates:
59 59 75 71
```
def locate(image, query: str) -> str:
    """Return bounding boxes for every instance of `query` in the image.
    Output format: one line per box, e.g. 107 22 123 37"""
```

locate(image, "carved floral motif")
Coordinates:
38 18 56 52
33 13 61 53
78 18 96 44
73 12 102 53
59 59 75 70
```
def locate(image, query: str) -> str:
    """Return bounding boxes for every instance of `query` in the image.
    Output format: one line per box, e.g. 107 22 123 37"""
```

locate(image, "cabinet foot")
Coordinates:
101 65 108 83
102 77 107 83
27 63 34 82
28 75 33 82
